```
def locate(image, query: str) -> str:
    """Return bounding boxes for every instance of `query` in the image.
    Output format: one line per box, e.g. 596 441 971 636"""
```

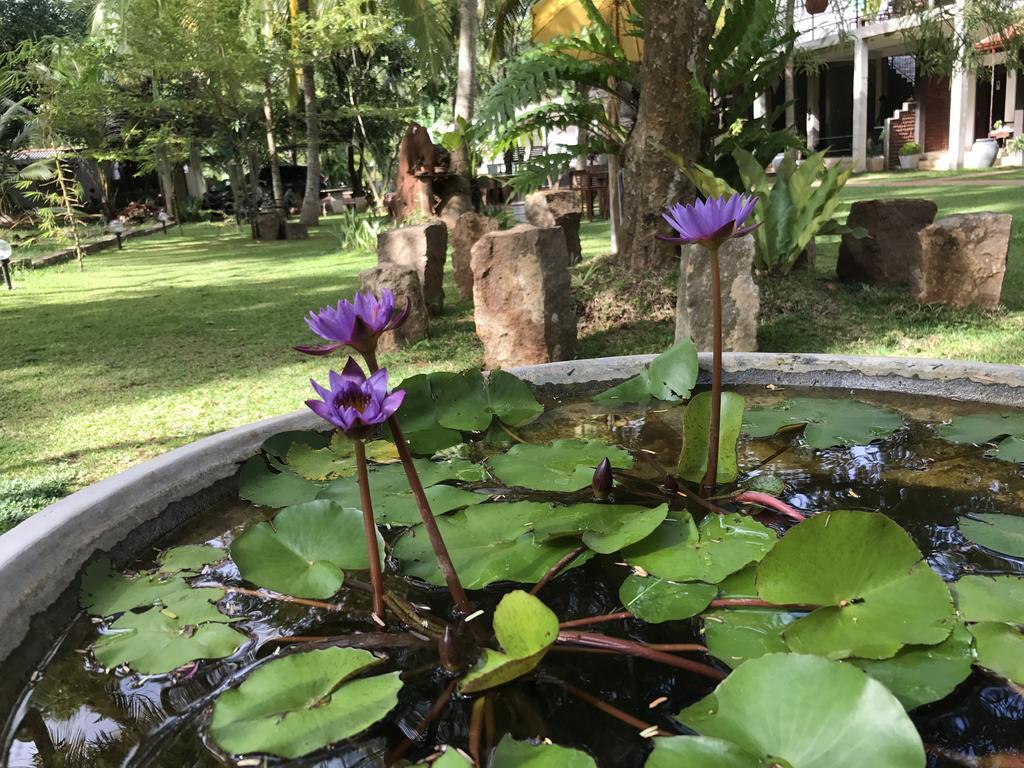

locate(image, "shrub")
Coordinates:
899 142 922 156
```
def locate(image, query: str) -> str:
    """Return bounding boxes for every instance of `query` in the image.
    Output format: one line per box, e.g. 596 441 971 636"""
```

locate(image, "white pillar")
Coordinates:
1005 69 1018 125
947 10 970 169
852 35 869 172
807 72 821 151
753 93 768 120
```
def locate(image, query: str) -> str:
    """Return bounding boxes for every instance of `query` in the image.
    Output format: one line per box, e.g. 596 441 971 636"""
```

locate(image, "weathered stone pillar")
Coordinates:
837 199 937 284
451 212 499 301
377 220 447 316
912 213 1011 309
525 189 583 264
359 263 429 352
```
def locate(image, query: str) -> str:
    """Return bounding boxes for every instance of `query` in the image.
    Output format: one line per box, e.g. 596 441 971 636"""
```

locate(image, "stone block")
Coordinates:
283 221 309 240
674 234 759 352
256 212 282 241
471 224 576 368
451 212 499 301
359 263 429 352
377 220 447 316
838 199 937 284
526 189 583 264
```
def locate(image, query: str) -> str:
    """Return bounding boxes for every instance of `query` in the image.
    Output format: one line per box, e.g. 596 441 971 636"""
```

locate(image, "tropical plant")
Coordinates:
673 148 856 276
0 69 35 217
899 141 922 156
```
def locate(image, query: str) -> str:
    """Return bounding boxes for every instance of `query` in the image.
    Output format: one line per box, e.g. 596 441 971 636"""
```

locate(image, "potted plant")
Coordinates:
866 134 885 172
1008 135 1024 167
805 0 828 13
898 141 921 170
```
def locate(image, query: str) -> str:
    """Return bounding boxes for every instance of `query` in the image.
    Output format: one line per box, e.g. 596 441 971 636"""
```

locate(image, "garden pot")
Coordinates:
805 0 828 13
4 353 1024 763
899 154 920 170
865 156 885 172
967 138 999 169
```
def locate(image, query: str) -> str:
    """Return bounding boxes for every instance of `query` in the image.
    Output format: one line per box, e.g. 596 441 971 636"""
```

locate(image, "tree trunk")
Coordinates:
226 161 246 224
297 0 321 226
443 0 477 222
620 0 711 270
263 80 286 209
187 142 207 198
348 142 363 197
784 0 796 132
156 147 177 221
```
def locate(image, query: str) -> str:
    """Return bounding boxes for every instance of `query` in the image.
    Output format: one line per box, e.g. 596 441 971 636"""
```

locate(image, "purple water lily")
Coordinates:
305 357 405 436
296 289 409 356
657 193 759 247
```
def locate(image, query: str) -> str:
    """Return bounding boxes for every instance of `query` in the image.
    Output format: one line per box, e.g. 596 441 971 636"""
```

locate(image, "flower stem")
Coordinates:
730 491 806 522
556 630 726 681
704 242 723 496
383 679 458 766
363 350 472 615
354 438 387 624
530 545 586 596
557 679 672 736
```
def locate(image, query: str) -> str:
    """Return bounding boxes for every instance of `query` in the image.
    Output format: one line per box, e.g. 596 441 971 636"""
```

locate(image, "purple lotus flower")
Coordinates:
657 193 759 247
296 289 409 356
305 357 405 436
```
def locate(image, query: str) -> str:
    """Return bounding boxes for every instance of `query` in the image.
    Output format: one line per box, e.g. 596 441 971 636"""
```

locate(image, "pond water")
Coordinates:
3 385 1023 768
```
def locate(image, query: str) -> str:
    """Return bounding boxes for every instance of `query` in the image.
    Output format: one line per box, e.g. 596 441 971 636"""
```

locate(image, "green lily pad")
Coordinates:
936 412 1024 462
755 511 956 660
393 372 464 454
424 750 473 767
678 391 745 485
393 502 593 589
969 622 1024 685
959 513 1024 557
532 503 669 554
80 559 188 617
436 370 544 431
593 340 698 406
230 500 384 599
460 590 559 693
488 439 633 492
489 735 597 768
239 456 322 508
645 736 763 768
953 575 1024 624
157 545 225 574
619 574 717 623
285 438 398 482
847 623 974 710
677 653 926 768
704 609 798 669
623 512 776 584
262 430 330 460
209 647 403 759
157 586 236 624
743 397 904 449
716 565 758 599
93 609 247 674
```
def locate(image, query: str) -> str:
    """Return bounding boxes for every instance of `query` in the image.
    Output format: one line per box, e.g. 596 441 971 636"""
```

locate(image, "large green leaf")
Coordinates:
678 391 745 485
593 340 699 406
623 512 775 584
704 609 797 668
238 456 322 508
645 736 762 768
92 609 247 674
969 622 1024 685
488 439 633 492
489 735 597 768
285 438 397 482
460 590 558 693
80 559 188 617
847 623 974 710
262 430 330 461
958 513 1024 557
436 370 544 431
953 575 1024 624
619 574 717 623
531 502 669 554
742 397 903 449
393 502 593 589
936 412 1024 462
209 647 402 759
755 512 956 659
230 500 383 599
156 586 237 625
677 653 926 768
393 372 463 454
157 545 225 574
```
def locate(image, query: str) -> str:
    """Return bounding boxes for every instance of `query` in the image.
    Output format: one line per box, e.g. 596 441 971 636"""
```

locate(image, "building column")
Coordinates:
753 93 768 120
807 72 821 151
1006 69 1019 125
947 11 970 169
852 35 869 172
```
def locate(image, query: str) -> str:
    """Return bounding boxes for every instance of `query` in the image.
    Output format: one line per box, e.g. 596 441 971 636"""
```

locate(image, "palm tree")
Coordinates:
295 0 321 225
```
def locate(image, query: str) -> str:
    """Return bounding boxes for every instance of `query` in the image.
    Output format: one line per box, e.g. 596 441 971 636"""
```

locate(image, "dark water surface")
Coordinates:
4 386 1023 767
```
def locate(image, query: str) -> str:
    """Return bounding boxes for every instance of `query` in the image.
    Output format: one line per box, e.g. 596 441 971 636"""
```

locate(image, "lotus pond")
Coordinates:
4 350 1024 768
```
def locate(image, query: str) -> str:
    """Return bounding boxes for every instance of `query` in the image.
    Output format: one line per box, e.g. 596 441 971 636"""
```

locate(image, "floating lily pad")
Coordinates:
157 586 236 625
743 397 903 449
93 609 247 674
239 456 322 508
209 647 402 759
532 503 669 554
231 500 383 599
936 412 1024 462
953 574 1024 624
623 512 775 584
460 591 558 693
645 736 762 768
593 340 699 406
424 749 473 767
489 735 597 768
393 372 463 454
968 622 1024 685
285 439 398 482
619 575 717 623
678 391 745 485
716 565 758 599
703 609 797 668
157 545 225 574
436 370 544 431
676 653 926 768
755 511 956 660
488 439 633 492
80 559 188 617
262 430 330 460
958 513 1024 558
393 502 593 589
847 623 974 710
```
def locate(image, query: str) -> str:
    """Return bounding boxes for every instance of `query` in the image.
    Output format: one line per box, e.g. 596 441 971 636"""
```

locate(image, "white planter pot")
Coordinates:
967 139 999 169
899 154 920 170
866 156 885 172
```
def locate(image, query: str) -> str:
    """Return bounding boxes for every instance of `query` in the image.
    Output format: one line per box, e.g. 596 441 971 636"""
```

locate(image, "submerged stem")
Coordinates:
556 631 726 681
217 585 345 612
530 545 586 596
557 679 673 737
384 679 459 766
730 490 806 522
354 438 387 623
704 242 723 496
559 611 633 629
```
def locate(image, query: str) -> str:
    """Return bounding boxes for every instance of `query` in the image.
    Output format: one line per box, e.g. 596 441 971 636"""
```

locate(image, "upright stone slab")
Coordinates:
471 224 576 368
452 212 499 301
256 212 282 241
283 221 308 240
674 235 759 352
838 199 937 284
359 263 428 352
912 213 1012 309
525 189 583 264
377 220 447 316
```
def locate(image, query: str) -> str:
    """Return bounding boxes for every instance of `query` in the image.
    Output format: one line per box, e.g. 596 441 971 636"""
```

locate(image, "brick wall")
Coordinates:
924 76 950 153
886 101 918 168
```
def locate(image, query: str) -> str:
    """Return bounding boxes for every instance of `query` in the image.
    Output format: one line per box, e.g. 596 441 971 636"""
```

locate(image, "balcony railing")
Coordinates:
787 0 944 45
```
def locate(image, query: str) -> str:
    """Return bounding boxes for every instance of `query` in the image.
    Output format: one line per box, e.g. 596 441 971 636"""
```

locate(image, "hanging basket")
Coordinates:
805 0 828 13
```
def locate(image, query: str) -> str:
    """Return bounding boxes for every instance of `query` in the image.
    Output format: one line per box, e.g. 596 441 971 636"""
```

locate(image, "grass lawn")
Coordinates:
2 171 1023 527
